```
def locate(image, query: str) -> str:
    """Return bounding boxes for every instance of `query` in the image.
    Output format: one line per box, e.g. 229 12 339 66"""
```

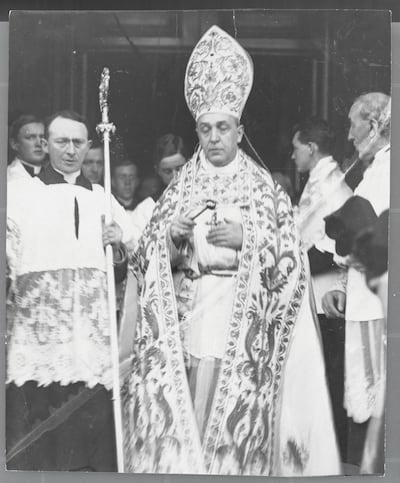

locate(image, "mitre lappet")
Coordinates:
184 25 254 121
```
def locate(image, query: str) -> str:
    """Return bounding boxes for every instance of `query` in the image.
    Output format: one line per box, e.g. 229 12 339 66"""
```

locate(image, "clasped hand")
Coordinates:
206 219 243 250
170 214 243 250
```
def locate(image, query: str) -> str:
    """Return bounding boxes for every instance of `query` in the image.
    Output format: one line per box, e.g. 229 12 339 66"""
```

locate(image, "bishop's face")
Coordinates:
196 112 244 167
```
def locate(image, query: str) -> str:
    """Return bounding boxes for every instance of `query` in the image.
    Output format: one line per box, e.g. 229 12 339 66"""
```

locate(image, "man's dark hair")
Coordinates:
294 117 335 156
153 133 188 167
44 110 90 139
9 114 44 142
111 158 138 176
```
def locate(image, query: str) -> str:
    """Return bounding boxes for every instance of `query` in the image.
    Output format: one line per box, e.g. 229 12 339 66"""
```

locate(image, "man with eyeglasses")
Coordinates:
6 110 134 471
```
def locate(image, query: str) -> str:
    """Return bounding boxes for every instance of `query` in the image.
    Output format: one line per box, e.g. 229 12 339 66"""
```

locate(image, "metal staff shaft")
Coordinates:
97 68 124 472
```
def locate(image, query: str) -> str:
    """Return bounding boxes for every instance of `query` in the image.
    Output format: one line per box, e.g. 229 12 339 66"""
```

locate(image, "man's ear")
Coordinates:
10 138 18 152
41 138 49 154
81 139 92 159
237 124 244 143
308 141 318 155
369 119 379 138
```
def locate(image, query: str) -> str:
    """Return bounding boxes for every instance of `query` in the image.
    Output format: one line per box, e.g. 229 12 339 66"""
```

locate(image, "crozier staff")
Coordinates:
96 67 125 472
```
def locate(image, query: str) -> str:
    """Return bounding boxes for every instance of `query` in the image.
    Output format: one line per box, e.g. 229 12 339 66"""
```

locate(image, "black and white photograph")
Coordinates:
5 9 391 476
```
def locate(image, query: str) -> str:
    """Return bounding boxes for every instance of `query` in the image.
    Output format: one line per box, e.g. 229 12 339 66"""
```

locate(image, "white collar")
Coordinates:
200 149 240 174
308 155 335 181
363 143 390 174
16 157 42 175
373 143 390 161
53 166 81 184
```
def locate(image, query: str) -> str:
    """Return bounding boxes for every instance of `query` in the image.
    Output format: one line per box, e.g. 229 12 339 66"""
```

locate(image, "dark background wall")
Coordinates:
8 9 391 190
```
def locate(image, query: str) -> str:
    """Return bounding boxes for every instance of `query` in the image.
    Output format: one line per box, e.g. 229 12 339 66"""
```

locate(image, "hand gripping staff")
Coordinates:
96 67 124 472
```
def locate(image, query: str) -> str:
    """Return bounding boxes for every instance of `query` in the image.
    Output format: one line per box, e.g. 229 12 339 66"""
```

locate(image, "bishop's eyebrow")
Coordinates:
198 122 230 129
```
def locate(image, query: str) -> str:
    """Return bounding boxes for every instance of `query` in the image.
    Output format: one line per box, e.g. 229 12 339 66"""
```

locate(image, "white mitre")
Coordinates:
184 25 254 121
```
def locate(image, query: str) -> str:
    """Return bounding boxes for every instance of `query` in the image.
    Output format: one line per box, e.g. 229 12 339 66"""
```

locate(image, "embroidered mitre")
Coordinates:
184 25 254 121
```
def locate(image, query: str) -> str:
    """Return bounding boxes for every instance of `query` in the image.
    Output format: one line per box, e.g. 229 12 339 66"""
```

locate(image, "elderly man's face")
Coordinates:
82 146 104 184
11 122 45 166
43 117 91 174
348 106 373 158
196 113 243 167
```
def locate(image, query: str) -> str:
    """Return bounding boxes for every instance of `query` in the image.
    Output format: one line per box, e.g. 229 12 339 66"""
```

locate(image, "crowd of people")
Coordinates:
5 25 390 476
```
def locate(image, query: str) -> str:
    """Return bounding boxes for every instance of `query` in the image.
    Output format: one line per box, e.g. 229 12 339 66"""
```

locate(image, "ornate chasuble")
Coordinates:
122 149 340 475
